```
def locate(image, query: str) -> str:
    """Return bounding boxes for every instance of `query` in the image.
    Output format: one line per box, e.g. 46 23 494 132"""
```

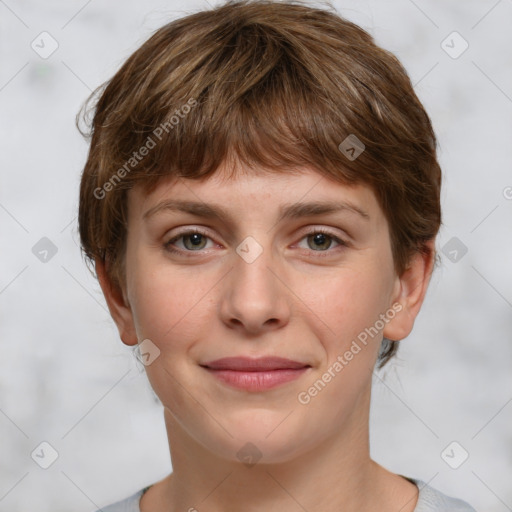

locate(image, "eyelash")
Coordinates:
163 227 348 258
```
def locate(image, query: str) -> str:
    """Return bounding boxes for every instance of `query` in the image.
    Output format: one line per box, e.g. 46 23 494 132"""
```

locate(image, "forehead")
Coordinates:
129 165 382 221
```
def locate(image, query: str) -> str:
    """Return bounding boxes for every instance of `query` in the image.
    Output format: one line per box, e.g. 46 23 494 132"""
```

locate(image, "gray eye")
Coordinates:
182 233 209 250
306 233 334 251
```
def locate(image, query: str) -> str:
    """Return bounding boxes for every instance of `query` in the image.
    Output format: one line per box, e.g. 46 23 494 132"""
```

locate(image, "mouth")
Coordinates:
200 356 312 391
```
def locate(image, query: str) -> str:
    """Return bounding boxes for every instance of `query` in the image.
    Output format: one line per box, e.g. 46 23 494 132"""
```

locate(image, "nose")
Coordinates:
219 239 291 335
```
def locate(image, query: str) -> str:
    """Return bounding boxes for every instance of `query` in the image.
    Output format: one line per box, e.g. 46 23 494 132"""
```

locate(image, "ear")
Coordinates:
383 240 436 342
95 258 138 346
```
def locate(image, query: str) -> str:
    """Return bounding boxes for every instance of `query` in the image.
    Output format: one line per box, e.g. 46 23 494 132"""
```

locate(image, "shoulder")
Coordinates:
92 486 150 512
91 479 478 512
405 477 477 512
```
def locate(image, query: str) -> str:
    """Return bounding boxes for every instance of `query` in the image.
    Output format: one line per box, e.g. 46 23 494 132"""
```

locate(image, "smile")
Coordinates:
202 367 311 391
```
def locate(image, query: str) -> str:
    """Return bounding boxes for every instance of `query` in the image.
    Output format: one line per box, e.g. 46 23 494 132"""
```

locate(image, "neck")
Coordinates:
140 383 417 512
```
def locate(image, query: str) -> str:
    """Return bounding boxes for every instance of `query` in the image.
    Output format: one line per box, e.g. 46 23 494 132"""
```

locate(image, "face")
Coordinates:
103 165 428 464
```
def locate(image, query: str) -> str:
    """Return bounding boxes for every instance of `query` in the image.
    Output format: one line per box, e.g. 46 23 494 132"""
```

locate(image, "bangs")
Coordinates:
85 16 395 198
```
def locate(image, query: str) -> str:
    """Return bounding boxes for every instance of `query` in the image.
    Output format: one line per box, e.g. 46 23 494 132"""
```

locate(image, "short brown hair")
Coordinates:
77 0 441 368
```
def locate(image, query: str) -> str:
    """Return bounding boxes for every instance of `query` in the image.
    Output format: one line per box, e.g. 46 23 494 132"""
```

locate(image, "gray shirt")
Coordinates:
96 476 477 512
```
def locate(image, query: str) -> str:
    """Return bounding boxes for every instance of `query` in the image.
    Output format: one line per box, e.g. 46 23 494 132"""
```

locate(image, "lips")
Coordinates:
200 356 310 371
200 356 311 392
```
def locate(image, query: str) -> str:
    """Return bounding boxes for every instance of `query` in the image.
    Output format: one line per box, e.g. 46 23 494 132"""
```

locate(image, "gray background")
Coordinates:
0 0 511 510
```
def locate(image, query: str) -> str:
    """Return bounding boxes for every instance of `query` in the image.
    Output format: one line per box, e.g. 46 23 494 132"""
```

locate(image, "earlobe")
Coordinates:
95 258 139 346
383 240 436 342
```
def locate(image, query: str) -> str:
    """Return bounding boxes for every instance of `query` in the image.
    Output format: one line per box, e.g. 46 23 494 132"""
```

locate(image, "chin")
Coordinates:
206 417 313 465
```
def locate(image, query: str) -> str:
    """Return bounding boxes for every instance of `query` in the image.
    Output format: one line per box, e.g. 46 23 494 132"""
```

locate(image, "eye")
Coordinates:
163 227 348 257
164 229 215 254
296 228 347 254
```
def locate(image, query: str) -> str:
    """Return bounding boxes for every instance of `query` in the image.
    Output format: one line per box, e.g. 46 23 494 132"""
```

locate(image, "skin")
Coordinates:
96 164 435 512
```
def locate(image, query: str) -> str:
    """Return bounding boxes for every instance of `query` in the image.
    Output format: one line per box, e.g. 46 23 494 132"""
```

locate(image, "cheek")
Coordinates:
298 265 393 344
293 268 394 414
128 256 216 348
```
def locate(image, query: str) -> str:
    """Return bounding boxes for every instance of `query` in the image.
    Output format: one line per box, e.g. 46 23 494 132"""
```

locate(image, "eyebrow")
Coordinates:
143 199 370 223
